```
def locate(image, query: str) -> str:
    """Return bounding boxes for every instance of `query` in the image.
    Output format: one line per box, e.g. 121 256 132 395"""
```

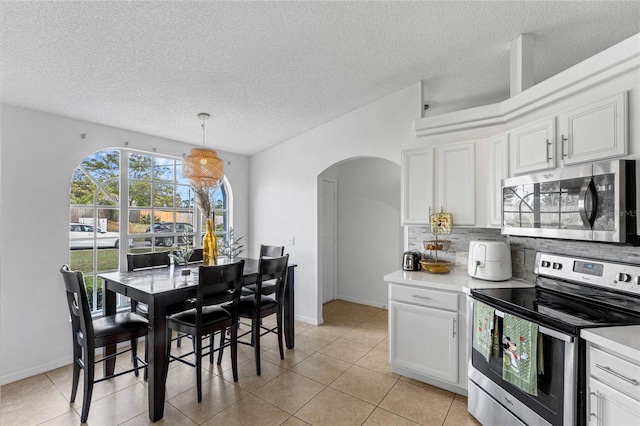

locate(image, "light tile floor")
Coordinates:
1 300 480 425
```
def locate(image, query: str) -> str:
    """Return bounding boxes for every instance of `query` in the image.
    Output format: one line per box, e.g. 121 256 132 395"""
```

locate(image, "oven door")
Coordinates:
468 298 578 426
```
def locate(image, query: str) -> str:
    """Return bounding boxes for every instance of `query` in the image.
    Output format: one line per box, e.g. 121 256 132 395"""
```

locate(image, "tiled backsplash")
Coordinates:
408 227 505 272
408 226 640 283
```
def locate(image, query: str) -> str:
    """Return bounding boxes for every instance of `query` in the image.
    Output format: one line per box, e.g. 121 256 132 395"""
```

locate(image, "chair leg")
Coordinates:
209 333 215 364
130 338 139 377
177 330 182 347
166 328 173 383
277 312 284 360
80 347 95 423
195 334 203 403
217 329 226 365
231 322 239 382
70 341 82 403
252 315 261 376
144 336 149 380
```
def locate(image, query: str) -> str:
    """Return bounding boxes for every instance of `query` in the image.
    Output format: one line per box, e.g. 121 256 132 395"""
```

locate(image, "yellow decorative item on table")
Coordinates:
203 218 217 266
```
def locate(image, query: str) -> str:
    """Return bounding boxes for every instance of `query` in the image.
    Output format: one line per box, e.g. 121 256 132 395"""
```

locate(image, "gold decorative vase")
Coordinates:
203 218 217 265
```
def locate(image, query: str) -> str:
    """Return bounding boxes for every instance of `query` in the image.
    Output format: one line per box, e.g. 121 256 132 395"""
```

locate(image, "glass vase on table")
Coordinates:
169 230 194 275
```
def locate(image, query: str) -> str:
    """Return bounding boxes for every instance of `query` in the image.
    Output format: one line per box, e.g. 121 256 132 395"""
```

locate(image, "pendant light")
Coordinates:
182 113 224 188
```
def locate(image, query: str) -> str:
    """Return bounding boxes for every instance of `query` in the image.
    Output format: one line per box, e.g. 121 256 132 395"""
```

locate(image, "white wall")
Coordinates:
0 104 250 384
336 158 401 308
249 82 422 325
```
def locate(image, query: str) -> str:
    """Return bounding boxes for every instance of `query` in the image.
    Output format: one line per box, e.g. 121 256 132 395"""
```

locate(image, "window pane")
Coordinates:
176 160 189 185
129 153 152 180
129 181 151 207
212 186 226 209
97 248 118 272
82 150 120 181
153 157 174 181
153 183 174 207
176 185 194 208
70 169 97 204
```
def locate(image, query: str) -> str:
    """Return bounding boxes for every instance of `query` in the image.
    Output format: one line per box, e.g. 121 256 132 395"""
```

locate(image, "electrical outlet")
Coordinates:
516 249 525 265
288 236 295 245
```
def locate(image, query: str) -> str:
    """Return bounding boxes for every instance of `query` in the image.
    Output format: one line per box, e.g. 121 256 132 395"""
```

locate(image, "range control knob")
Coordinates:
617 273 631 283
541 260 551 268
552 262 562 270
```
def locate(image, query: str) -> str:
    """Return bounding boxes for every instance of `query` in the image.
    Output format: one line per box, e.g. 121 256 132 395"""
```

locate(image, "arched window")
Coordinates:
69 149 231 313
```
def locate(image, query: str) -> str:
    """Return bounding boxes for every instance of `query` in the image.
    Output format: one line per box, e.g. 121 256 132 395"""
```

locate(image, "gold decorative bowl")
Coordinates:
420 260 453 274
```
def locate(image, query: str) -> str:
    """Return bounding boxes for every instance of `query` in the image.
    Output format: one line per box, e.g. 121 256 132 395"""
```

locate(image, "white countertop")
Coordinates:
384 268 534 293
581 326 640 363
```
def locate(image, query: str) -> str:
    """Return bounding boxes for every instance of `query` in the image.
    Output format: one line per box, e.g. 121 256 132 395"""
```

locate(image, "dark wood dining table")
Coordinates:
99 257 296 422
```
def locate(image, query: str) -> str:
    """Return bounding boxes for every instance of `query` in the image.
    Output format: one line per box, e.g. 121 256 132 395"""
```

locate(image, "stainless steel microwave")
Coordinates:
502 159 638 244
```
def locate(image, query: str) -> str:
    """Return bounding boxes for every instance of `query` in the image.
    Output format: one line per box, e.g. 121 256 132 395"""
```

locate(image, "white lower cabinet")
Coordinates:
587 344 640 426
588 378 640 426
388 283 466 394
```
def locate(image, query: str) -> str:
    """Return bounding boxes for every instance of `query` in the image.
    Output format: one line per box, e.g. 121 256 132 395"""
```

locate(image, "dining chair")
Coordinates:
127 251 172 318
166 261 245 402
189 248 204 263
241 244 285 296
126 252 177 377
236 254 289 375
60 265 148 423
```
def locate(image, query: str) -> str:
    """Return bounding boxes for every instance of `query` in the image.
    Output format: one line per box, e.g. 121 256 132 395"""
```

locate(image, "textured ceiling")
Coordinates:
1 1 639 156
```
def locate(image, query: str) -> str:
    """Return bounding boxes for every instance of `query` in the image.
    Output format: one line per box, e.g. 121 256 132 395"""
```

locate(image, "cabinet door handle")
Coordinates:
452 318 456 338
561 135 568 159
411 294 431 301
595 363 640 386
546 139 552 162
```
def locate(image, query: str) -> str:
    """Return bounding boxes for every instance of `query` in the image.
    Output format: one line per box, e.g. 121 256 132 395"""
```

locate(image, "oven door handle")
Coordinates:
494 309 574 343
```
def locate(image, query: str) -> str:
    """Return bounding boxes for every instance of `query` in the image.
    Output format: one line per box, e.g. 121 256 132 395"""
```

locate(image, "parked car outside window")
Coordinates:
69 223 132 249
144 222 194 246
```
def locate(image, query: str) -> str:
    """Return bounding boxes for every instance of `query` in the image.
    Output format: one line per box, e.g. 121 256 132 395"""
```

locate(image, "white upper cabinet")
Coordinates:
438 142 476 226
487 133 509 227
509 117 556 175
402 143 475 226
559 92 628 166
401 148 434 225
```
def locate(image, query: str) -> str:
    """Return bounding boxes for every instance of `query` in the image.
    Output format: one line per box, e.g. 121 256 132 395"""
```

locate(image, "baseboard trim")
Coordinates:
1 357 70 386
335 295 387 309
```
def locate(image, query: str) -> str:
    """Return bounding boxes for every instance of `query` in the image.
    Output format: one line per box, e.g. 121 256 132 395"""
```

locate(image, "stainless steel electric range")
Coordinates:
468 251 640 426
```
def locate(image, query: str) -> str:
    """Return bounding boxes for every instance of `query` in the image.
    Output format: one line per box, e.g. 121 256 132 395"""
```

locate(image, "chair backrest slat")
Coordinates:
60 265 94 340
260 245 284 258
254 255 289 304
127 252 171 271
197 261 245 318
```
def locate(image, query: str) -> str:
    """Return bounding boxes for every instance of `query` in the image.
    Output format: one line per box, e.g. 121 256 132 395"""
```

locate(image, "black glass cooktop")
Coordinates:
471 277 640 335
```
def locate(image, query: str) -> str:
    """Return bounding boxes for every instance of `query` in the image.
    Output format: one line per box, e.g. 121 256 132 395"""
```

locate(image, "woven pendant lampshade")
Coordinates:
182 113 224 187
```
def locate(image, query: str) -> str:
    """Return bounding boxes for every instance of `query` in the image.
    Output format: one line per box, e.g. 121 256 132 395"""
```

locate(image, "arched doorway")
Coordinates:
318 157 402 321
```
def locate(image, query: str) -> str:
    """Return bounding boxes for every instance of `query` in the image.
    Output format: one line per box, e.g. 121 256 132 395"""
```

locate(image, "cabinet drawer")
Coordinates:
389 284 458 311
589 346 640 400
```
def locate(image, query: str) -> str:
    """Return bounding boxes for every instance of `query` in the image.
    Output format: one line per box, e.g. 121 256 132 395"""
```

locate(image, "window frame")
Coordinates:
69 148 232 314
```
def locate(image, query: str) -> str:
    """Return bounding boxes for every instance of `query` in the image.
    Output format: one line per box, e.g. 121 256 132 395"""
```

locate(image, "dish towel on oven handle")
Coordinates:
472 301 495 361
502 313 538 396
